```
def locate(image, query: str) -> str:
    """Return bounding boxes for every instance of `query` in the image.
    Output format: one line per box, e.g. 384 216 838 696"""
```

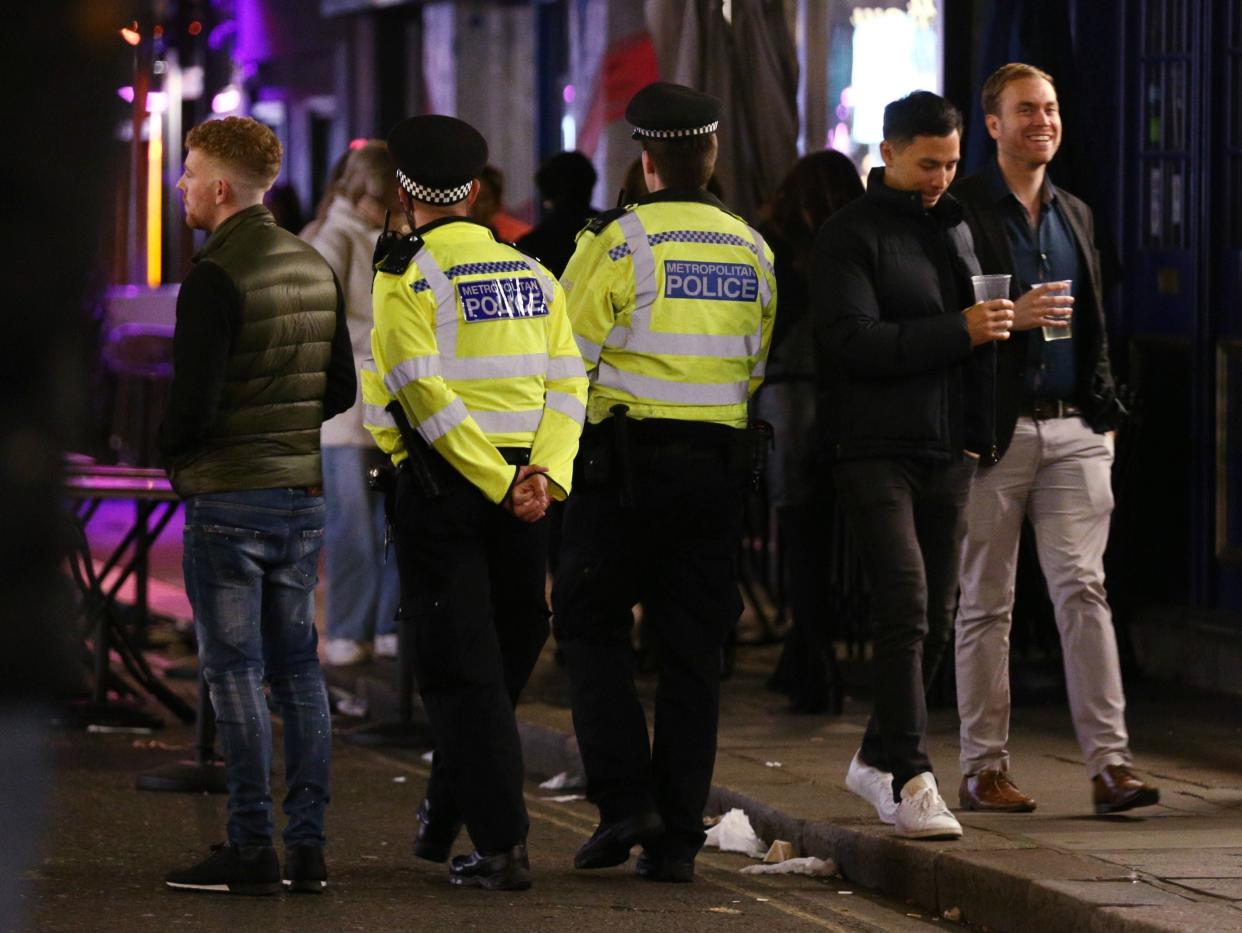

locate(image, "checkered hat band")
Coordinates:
396 170 472 205
632 121 719 139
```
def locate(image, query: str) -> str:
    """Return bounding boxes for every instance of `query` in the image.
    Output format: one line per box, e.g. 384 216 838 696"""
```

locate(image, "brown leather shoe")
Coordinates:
958 770 1037 812
1092 765 1160 814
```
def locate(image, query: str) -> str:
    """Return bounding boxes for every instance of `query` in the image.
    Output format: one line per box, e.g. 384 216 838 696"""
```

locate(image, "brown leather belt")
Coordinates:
1020 399 1081 420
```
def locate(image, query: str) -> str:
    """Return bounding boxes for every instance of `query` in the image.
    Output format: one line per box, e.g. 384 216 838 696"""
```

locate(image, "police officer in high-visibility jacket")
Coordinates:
363 115 587 892
553 82 777 883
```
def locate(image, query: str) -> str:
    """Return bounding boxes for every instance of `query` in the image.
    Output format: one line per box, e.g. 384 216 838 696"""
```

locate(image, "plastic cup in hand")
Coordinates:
1037 280 1073 342
971 274 1011 302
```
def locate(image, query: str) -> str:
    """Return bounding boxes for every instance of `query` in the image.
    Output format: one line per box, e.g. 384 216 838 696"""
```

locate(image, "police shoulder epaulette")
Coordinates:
582 204 633 237
374 233 425 275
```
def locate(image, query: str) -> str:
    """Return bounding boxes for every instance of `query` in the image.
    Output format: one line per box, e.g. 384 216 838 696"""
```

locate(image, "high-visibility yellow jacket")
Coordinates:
560 188 777 428
364 217 587 503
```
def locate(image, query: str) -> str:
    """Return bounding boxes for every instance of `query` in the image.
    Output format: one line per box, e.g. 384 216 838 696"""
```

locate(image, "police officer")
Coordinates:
553 82 777 883
363 115 587 891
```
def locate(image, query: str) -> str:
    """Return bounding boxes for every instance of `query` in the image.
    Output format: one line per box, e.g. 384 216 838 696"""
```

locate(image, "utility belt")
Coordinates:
578 406 771 507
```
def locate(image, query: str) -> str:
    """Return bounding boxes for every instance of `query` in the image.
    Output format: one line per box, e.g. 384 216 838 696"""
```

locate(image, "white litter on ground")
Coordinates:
539 771 583 790
764 761 783 768
703 808 768 858
544 794 585 803
741 856 836 878
392 775 407 784
420 750 434 763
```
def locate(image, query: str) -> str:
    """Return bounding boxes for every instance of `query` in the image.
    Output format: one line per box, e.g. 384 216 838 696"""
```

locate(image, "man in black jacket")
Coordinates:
161 117 356 896
952 64 1158 817
815 91 1013 840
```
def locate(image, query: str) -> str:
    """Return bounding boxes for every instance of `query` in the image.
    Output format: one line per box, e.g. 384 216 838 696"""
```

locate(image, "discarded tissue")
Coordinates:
539 771 584 791
740 857 837 878
703 808 768 858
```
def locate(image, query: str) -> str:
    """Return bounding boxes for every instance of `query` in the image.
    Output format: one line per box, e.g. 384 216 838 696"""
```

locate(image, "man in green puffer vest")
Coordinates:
159 116 355 897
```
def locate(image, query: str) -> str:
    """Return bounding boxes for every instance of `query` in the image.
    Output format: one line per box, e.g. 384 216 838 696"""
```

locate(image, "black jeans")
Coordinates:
393 467 550 854
833 456 976 799
552 422 747 860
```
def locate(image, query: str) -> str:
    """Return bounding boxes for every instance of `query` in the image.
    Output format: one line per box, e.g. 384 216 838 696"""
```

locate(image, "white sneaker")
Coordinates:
373 634 399 659
323 639 368 667
845 750 898 825
895 773 962 840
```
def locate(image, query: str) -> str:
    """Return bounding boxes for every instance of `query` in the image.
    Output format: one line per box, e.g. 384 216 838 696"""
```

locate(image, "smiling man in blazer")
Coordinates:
951 63 1158 817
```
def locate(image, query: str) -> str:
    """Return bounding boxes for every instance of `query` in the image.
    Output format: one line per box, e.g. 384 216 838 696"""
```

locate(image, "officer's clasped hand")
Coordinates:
504 464 551 522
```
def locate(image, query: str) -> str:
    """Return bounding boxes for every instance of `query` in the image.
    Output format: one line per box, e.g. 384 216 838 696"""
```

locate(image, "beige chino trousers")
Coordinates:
955 415 1131 779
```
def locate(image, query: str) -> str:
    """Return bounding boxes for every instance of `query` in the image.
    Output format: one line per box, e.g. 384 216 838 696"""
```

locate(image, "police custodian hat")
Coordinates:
626 82 722 140
386 114 488 205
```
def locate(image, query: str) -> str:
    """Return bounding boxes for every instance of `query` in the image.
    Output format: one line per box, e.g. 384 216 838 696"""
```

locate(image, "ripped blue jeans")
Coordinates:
182 488 331 848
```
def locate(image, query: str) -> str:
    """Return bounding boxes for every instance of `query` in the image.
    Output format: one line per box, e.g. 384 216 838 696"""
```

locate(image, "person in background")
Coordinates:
300 146 358 242
473 165 533 243
952 63 1156 817
815 91 1012 841
308 141 404 667
264 182 305 232
161 116 355 895
621 155 650 204
759 150 863 715
515 151 599 278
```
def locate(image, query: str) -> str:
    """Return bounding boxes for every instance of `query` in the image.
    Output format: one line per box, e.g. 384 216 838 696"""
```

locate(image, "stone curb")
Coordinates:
328 666 1212 933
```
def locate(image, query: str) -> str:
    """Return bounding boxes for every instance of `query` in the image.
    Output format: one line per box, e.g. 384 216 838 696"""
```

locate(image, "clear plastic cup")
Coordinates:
971 274 1011 302
1037 280 1073 342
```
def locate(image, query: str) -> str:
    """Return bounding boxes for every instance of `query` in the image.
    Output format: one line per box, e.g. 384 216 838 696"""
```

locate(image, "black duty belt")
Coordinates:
1020 399 1082 420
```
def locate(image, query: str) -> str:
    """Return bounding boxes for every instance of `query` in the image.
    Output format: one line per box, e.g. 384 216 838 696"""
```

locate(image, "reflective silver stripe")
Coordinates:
364 403 397 428
441 352 549 381
361 357 378 374
517 255 556 307
751 359 766 380
545 389 586 425
384 356 443 394
417 398 469 445
602 326 760 358
594 363 750 406
412 248 458 358
617 211 657 331
746 225 774 308
574 333 602 366
546 354 587 380
472 408 544 434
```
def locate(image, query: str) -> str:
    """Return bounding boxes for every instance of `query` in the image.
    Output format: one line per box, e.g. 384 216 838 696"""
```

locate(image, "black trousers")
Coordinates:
832 456 975 799
393 467 549 854
552 422 747 861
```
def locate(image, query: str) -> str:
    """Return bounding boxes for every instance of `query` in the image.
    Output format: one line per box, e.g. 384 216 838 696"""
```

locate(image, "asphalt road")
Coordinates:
25 712 955 933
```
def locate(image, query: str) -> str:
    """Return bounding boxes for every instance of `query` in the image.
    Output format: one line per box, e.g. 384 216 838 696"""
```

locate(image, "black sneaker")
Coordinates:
164 843 281 895
448 844 532 891
283 845 327 894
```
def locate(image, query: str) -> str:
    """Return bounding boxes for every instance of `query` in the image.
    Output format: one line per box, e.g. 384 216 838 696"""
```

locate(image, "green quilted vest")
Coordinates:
169 205 339 496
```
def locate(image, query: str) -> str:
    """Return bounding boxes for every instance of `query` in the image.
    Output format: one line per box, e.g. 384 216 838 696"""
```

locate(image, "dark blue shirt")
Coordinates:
982 160 1080 401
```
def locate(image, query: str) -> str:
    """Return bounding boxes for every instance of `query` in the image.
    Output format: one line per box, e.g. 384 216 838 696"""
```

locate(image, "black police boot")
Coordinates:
283 845 327 893
573 810 664 869
164 842 281 896
413 797 464 863
448 844 532 891
635 849 695 883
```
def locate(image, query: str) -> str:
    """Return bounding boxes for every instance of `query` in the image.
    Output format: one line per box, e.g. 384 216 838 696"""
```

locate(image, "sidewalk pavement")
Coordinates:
90 500 1242 933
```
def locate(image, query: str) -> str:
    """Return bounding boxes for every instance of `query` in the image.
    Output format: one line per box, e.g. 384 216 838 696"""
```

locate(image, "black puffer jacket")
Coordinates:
812 168 993 463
